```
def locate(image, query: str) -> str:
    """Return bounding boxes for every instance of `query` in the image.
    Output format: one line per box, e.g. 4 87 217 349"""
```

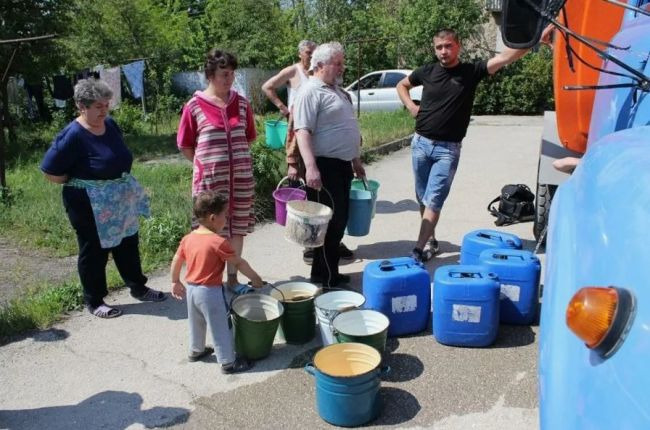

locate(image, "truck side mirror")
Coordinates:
501 0 558 48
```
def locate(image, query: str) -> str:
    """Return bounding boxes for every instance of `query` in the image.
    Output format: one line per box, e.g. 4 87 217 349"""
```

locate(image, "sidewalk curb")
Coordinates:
363 134 413 157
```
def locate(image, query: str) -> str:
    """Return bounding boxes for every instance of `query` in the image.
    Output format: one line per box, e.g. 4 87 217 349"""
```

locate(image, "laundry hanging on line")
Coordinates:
99 66 122 109
121 60 145 100
52 75 74 100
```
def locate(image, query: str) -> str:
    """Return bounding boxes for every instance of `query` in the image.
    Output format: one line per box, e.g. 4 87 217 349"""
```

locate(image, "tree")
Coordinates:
0 0 74 191
201 0 292 69
398 0 488 67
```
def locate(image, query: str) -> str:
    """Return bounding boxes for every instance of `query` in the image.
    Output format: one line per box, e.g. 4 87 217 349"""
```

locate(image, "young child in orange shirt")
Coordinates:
170 190 264 374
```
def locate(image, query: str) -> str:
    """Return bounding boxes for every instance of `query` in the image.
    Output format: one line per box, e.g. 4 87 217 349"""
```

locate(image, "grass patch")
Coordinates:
0 109 413 340
357 109 414 149
0 280 83 339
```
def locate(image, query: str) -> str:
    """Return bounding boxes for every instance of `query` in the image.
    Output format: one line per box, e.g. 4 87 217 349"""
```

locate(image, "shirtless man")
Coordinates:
262 40 355 263
262 40 316 119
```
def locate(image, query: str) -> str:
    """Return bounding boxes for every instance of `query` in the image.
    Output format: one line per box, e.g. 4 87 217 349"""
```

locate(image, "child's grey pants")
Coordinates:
186 284 235 365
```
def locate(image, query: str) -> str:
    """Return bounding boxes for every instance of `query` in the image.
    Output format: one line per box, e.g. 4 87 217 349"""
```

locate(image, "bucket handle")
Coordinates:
304 363 316 376
269 284 287 302
380 365 391 376
276 176 306 191
326 304 357 336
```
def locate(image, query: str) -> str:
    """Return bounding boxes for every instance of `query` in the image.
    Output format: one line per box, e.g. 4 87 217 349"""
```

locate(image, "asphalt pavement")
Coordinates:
0 115 545 430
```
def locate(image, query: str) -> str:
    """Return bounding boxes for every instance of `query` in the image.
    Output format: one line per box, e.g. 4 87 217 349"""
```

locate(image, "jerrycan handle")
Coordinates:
450 271 481 279
492 253 524 261
477 232 499 240
379 259 422 271
379 260 395 271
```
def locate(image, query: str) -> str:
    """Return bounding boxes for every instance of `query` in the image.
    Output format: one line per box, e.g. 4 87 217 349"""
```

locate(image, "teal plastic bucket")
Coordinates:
265 120 288 150
346 189 373 237
351 179 380 218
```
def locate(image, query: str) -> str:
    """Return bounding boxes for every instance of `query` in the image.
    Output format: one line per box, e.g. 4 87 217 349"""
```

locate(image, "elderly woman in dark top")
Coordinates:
41 79 166 319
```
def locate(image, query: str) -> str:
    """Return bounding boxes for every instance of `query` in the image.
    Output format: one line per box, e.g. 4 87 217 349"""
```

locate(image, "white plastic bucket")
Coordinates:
285 200 333 248
314 291 365 345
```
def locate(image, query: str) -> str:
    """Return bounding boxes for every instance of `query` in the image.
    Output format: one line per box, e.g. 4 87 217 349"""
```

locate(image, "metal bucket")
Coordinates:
305 342 389 427
333 309 390 353
314 290 365 346
270 282 320 344
231 294 284 360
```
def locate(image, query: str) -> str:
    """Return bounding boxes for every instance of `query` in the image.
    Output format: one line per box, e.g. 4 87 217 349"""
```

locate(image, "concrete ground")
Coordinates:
0 115 544 430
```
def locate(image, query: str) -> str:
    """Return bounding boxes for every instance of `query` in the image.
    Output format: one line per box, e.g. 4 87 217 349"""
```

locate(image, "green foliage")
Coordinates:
139 213 188 266
0 281 83 341
474 48 554 115
0 0 74 83
357 109 414 148
111 102 149 135
250 136 286 221
398 0 488 67
202 0 292 68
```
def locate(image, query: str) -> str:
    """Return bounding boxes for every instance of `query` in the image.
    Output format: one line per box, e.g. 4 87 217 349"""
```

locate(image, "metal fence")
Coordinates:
485 0 502 11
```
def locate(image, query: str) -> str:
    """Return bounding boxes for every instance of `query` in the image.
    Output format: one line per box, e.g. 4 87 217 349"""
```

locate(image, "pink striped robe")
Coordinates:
177 91 257 237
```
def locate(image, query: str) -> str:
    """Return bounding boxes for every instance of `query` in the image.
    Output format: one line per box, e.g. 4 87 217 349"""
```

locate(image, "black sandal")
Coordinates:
221 357 253 374
188 346 214 362
133 288 167 302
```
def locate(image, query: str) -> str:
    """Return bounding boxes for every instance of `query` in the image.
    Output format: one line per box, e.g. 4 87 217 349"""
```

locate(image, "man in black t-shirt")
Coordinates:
397 28 529 263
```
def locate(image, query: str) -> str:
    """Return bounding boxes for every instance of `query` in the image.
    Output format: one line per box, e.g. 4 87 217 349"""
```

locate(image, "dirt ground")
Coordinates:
0 238 77 305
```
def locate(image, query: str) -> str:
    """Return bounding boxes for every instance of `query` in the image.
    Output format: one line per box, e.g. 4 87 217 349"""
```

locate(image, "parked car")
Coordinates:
344 69 422 112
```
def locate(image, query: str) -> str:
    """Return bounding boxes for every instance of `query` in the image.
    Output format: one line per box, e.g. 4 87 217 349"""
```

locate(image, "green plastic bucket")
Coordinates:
351 179 380 218
332 309 390 353
265 120 288 150
232 294 284 360
270 282 320 344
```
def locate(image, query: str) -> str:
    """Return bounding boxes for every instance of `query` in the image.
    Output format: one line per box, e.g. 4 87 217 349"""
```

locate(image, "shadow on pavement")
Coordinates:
375 198 420 215
1 327 71 347
118 297 187 321
382 352 424 383
371 387 421 426
354 240 416 260
491 325 536 348
0 390 189 430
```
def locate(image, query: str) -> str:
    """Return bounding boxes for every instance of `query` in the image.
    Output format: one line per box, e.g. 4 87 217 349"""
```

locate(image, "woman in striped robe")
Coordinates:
177 49 257 290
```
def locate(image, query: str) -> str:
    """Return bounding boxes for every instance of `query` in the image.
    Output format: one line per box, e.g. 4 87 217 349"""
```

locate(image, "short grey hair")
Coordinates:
73 79 113 107
309 42 344 71
298 40 316 53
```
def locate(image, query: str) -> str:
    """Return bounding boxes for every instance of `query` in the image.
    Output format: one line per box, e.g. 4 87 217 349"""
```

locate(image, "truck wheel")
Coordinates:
534 184 557 243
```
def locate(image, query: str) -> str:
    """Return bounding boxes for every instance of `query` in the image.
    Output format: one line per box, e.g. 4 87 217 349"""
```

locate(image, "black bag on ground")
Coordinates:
487 184 535 226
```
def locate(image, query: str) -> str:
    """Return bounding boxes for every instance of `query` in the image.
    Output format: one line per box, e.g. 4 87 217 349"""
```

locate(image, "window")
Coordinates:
382 72 406 88
358 73 381 90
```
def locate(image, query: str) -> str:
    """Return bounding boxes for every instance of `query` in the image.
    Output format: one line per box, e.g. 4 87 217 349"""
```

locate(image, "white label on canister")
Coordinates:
500 284 521 302
452 304 482 323
392 295 417 313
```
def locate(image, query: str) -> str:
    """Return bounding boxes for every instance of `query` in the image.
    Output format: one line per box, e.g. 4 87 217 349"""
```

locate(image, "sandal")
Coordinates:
221 357 253 374
411 247 433 264
188 346 214 362
427 239 440 255
90 304 122 319
133 288 167 302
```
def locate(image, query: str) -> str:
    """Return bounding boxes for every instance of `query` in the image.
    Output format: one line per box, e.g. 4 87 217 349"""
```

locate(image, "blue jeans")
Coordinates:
411 133 461 211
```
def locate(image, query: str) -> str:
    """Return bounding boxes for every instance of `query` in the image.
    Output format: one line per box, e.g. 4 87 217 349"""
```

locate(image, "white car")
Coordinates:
345 69 422 112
